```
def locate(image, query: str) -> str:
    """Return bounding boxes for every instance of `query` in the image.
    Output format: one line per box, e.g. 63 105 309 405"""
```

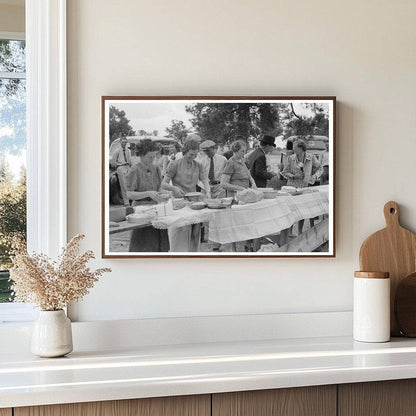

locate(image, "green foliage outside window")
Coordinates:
0 39 27 302
0 162 26 302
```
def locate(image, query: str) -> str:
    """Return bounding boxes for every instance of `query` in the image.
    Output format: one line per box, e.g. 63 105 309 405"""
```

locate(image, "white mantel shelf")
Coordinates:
3 336 416 409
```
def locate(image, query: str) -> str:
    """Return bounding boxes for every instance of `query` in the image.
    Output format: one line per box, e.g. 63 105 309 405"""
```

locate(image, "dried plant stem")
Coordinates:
10 235 111 310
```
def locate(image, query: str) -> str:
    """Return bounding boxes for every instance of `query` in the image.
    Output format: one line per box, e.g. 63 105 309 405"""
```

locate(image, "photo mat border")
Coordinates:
101 96 336 259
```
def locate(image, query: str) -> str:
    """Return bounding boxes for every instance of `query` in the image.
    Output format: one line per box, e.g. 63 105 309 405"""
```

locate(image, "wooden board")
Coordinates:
259 218 329 253
212 386 336 416
0 409 12 416
15 395 210 416
109 220 149 234
359 201 416 335
281 218 329 252
394 272 416 336
338 379 416 416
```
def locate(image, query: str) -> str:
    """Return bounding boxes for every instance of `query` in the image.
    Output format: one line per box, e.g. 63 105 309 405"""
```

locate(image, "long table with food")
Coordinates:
207 187 329 244
110 185 329 251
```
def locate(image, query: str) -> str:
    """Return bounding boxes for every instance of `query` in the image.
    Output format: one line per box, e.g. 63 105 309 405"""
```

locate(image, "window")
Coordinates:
0 34 26 306
0 0 67 324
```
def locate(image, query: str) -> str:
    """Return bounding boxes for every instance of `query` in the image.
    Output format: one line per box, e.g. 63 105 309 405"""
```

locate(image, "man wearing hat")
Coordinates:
198 139 227 198
111 136 132 206
246 134 278 188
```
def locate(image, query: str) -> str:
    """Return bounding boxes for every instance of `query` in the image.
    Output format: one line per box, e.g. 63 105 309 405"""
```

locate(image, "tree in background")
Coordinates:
137 129 158 136
0 158 13 185
109 106 135 144
186 103 250 144
253 104 283 138
0 40 25 73
0 161 26 302
185 102 329 146
283 103 329 139
185 103 282 145
0 161 26 268
165 120 190 144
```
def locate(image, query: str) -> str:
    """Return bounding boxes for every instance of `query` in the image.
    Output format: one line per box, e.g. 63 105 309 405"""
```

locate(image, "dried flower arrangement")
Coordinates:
10 234 111 311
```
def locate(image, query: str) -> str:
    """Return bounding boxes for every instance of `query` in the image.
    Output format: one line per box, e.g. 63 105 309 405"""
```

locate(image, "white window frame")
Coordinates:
0 0 67 323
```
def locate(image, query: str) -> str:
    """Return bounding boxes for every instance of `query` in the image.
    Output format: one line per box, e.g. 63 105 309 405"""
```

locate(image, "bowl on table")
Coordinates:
280 186 297 194
206 197 233 209
184 192 202 202
190 201 207 210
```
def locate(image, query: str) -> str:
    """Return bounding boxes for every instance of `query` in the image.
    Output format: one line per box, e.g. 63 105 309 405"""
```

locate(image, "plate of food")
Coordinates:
278 186 303 196
190 201 207 210
257 188 278 199
206 197 233 209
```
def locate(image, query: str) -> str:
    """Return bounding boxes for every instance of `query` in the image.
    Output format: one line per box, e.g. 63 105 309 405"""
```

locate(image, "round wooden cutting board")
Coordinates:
359 201 416 336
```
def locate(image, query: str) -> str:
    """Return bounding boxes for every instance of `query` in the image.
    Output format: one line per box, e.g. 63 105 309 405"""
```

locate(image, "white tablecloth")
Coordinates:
152 206 213 229
151 186 329 245
209 188 329 244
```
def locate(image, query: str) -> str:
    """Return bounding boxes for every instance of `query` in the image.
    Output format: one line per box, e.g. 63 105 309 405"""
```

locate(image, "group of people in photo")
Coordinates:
110 132 327 252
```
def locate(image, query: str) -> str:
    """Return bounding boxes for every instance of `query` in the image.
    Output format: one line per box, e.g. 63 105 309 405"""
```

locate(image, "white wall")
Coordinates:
67 0 416 322
0 3 24 33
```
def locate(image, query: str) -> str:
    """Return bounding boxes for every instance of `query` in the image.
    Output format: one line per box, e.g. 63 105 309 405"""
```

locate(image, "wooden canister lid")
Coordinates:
354 271 390 279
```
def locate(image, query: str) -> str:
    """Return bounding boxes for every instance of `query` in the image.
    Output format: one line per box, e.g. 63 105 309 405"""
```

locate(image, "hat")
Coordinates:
200 140 216 149
186 133 202 142
260 135 276 147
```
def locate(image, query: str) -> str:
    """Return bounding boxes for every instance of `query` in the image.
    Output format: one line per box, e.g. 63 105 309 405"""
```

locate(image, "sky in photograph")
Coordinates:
112 101 328 140
114 101 194 137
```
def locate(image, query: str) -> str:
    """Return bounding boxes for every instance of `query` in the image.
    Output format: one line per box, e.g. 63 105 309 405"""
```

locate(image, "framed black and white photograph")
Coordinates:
102 96 336 258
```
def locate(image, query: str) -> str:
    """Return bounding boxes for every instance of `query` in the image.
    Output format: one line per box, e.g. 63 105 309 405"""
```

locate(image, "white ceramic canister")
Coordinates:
353 271 390 342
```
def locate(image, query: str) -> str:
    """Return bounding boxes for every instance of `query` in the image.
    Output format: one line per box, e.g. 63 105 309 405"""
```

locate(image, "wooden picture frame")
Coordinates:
102 96 336 258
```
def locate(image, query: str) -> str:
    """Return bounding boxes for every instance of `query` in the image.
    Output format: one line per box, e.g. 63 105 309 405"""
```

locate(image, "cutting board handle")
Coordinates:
384 201 400 228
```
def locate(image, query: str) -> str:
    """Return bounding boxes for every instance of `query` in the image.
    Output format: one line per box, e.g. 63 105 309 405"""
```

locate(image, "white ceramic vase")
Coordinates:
31 310 73 357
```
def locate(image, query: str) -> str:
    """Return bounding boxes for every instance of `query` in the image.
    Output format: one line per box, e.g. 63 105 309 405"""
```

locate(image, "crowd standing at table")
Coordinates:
246 135 278 187
161 137 210 198
110 133 327 253
198 140 227 198
220 140 257 197
110 137 132 206
282 138 324 237
161 137 210 251
126 140 169 252
153 143 169 178
283 139 323 188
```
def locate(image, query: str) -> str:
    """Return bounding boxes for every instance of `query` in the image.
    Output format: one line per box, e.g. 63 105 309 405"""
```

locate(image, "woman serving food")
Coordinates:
282 139 324 235
126 139 170 252
282 139 323 188
161 137 210 251
220 139 259 252
220 139 257 197
161 137 211 199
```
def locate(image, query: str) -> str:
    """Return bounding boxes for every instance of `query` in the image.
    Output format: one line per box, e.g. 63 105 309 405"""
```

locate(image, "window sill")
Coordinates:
0 303 35 324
